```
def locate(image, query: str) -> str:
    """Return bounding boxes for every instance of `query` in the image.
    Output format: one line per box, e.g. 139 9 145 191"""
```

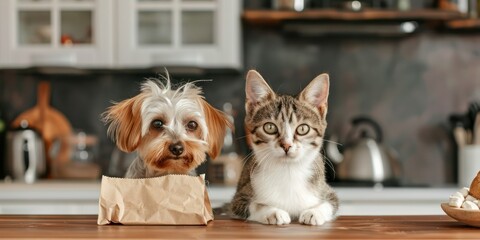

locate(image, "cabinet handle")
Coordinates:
31 53 77 66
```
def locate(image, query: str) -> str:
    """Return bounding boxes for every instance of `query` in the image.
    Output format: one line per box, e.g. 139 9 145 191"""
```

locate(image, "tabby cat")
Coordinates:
230 70 339 225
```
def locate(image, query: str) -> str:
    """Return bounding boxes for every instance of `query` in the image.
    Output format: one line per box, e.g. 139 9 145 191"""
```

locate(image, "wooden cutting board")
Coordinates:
11 81 72 178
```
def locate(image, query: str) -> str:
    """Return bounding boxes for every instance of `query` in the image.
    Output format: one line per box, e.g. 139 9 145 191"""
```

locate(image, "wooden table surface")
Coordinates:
0 215 479 239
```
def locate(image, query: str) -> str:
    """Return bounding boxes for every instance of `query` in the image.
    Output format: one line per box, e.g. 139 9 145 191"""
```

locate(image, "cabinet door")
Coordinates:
0 0 114 68
117 0 241 69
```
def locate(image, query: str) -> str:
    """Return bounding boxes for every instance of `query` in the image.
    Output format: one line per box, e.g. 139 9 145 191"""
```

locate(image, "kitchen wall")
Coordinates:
1 18 480 186
243 27 480 186
0 70 246 178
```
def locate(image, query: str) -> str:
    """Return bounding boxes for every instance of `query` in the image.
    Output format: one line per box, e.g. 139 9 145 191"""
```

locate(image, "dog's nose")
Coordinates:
169 143 184 156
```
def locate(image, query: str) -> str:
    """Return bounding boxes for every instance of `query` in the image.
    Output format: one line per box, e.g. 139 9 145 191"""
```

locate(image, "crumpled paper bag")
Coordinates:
97 174 214 225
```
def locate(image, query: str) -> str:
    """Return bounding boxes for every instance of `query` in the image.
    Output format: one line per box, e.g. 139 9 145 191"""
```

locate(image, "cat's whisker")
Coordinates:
250 155 264 177
254 148 273 170
236 135 248 140
263 152 273 169
256 153 273 181
245 148 269 176
322 153 337 180
250 148 270 171
240 151 256 170
323 139 343 146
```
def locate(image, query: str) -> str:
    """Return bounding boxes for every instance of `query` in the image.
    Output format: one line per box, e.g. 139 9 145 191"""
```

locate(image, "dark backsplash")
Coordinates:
2 26 480 186
243 27 480 186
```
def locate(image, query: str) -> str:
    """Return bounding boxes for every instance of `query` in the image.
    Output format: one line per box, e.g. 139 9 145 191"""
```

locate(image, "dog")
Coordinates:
103 76 232 178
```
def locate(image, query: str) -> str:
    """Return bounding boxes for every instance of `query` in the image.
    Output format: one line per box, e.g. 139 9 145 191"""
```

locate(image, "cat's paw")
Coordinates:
249 208 291 225
264 209 291 225
299 203 334 226
299 208 326 225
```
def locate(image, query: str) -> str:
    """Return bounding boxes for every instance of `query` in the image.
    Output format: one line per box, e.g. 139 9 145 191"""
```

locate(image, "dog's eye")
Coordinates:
186 121 198 131
152 120 164 129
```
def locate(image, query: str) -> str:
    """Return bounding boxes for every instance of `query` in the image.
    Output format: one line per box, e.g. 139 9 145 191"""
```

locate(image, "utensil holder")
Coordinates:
458 145 480 187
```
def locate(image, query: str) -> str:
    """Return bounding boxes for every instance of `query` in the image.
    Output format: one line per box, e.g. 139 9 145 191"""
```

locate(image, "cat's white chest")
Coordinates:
251 162 320 217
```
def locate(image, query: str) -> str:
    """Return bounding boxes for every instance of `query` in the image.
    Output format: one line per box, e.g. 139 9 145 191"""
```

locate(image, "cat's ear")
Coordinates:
245 70 274 110
299 73 330 117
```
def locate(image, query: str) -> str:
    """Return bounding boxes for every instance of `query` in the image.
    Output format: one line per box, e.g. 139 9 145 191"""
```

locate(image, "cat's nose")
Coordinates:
281 142 292 154
169 142 184 156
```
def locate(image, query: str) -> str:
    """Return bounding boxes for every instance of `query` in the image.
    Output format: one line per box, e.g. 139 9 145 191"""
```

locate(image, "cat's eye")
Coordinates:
186 121 198 131
263 122 278 135
152 119 164 129
296 124 310 136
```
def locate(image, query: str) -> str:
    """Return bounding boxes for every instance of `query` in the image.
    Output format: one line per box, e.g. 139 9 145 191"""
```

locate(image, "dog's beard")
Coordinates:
140 140 208 175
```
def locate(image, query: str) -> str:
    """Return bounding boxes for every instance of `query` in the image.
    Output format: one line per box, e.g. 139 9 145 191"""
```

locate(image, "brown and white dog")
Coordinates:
103 76 232 178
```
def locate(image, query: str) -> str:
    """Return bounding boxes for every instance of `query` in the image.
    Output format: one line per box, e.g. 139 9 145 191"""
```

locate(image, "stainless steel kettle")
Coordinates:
6 128 46 183
326 116 401 183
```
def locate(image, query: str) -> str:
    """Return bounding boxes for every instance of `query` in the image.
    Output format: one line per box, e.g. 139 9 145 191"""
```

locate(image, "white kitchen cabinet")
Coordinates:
0 181 100 215
0 0 242 69
0 0 114 68
211 187 455 216
0 182 455 215
116 0 241 69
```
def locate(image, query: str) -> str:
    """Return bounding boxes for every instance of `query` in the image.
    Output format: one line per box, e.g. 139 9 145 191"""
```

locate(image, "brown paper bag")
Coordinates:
97 174 214 225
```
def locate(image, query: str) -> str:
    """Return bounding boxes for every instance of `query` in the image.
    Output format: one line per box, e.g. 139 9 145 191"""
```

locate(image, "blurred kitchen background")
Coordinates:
1 0 480 190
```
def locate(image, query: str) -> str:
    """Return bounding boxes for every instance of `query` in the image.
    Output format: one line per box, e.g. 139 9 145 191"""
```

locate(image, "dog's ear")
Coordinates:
102 94 145 152
200 99 233 160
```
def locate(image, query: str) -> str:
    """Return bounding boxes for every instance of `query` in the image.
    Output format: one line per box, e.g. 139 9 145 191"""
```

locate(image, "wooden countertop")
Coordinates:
0 215 479 239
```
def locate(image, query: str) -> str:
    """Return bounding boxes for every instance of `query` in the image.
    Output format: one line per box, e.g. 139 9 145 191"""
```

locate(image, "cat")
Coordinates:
230 70 339 225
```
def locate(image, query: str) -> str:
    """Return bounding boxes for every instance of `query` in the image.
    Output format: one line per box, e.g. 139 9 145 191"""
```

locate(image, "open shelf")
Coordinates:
243 9 464 26
445 19 480 30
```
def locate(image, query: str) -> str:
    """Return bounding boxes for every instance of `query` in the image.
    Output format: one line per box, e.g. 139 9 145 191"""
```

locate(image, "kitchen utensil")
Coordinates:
458 145 480 187
61 131 100 179
68 131 98 163
468 102 480 130
466 130 473 145
474 112 480 145
6 127 46 183
343 0 363 11
325 116 402 183
272 0 308 11
450 114 469 146
454 126 467 147
11 82 72 178
441 203 480 227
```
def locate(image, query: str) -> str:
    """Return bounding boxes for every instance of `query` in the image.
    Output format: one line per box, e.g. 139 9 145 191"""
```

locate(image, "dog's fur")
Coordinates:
103 77 232 178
